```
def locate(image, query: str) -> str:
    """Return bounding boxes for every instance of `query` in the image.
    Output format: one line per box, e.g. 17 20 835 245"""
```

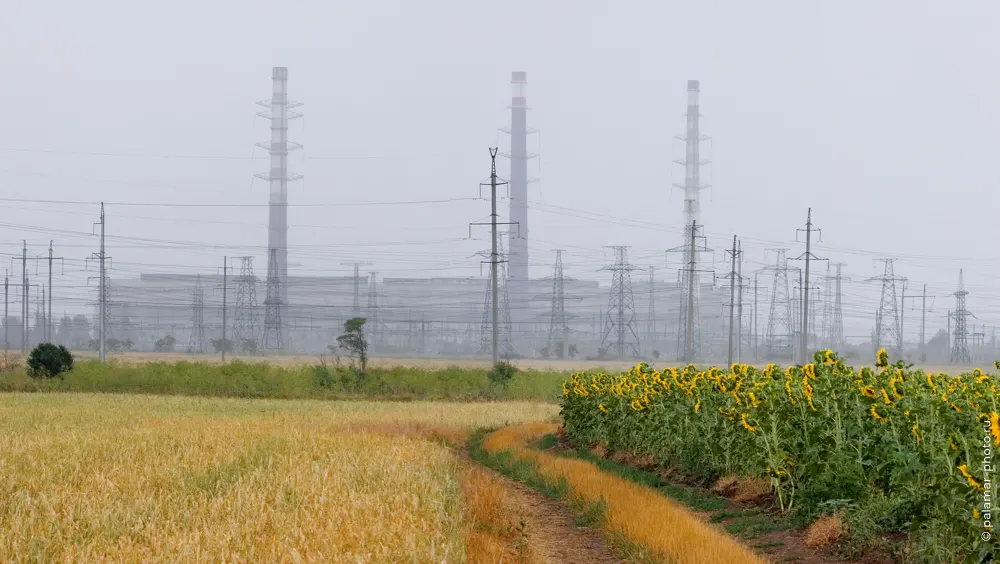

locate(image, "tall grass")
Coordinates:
480 423 767 564
0 358 568 401
0 393 559 562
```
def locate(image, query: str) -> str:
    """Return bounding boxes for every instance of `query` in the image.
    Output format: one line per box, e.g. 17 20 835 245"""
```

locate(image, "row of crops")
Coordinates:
560 350 997 559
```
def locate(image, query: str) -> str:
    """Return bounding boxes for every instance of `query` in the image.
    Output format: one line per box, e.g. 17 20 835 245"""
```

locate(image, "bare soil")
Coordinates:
477 464 622 564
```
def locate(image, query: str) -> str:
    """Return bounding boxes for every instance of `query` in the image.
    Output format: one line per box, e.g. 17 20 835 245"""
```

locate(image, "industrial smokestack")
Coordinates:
684 79 700 224
507 71 530 344
673 79 709 362
256 66 302 346
268 67 289 311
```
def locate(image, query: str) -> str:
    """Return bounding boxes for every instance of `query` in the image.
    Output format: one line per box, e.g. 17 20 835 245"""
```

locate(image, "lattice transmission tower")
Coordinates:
668 221 711 362
233 256 259 352
261 248 283 350
868 258 906 356
820 262 832 347
829 263 849 351
539 249 583 359
764 249 793 358
950 269 972 364
479 237 513 357
188 275 206 353
600 246 641 358
646 266 658 351
546 250 568 358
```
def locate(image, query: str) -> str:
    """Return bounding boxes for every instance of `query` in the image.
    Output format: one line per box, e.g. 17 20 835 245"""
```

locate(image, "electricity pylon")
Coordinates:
667 221 712 362
868 258 906 356
261 248 283 350
950 269 972 364
646 265 658 352
600 246 641 358
536 249 582 359
829 263 849 351
762 249 793 359
188 275 207 353
233 256 259 353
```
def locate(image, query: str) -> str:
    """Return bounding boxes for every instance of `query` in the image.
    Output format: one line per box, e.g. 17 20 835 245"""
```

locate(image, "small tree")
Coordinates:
210 338 233 354
27 343 74 378
240 338 258 355
568 344 578 358
155 335 176 352
336 317 368 372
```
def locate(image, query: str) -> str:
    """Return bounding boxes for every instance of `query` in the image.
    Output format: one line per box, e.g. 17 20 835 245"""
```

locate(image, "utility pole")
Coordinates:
686 225 697 362
901 281 906 354
921 284 926 353
214 259 236 360
222 257 228 362
918 284 935 355
46 241 63 343
470 148 515 364
753 274 759 361
793 209 824 364
89 205 109 362
737 241 746 362
899 282 933 359
726 236 738 367
3 274 7 352
20 241 27 355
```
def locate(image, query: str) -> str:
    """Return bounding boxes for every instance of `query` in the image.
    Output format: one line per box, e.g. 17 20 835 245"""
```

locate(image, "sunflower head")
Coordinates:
876 348 889 369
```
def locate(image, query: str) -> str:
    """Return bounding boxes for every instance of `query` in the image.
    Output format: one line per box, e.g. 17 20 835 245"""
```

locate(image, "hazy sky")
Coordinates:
1 0 998 342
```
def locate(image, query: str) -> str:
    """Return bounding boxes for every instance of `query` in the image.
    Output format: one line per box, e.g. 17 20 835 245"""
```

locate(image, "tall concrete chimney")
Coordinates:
255 67 302 334
506 71 532 343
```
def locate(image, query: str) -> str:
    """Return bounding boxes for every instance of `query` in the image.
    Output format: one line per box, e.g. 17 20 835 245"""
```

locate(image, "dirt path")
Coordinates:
483 466 622 564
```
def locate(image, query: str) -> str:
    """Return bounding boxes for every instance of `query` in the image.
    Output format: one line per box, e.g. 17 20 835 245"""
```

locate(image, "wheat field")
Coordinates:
0 394 558 562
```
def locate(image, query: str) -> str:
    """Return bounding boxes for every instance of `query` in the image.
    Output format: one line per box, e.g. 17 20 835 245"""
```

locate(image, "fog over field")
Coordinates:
1 1 997 364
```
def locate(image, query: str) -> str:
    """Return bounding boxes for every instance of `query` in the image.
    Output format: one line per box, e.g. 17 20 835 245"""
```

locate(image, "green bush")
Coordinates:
488 361 518 387
312 364 333 389
26 343 74 378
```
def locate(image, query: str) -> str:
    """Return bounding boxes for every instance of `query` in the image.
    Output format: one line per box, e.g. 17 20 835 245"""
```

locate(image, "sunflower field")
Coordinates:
560 349 999 560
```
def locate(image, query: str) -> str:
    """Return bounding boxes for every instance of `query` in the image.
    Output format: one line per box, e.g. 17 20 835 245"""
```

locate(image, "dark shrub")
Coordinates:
27 343 74 378
488 361 517 387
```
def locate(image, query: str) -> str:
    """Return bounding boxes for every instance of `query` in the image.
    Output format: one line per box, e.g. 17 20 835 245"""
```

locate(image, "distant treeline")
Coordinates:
0 359 569 402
